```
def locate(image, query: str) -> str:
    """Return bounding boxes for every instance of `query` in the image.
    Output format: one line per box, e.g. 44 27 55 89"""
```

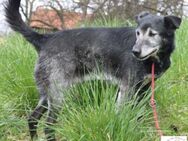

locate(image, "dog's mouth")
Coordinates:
137 48 159 61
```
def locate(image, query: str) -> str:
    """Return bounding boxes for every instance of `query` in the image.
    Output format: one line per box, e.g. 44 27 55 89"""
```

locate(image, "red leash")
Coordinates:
150 63 163 137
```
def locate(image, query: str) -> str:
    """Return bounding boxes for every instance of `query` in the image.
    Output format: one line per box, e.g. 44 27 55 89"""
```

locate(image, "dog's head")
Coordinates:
132 11 181 61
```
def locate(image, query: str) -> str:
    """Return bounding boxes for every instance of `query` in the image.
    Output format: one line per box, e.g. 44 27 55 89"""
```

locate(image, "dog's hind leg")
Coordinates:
44 100 61 141
28 95 48 140
44 87 68 141
44 78 73 141
43 56 76 141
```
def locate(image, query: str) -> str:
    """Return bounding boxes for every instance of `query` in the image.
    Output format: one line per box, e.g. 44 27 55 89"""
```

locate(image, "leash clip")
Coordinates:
150 99 157 107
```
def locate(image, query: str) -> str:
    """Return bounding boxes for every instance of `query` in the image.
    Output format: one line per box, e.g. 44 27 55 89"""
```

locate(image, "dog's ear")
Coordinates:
135 11 150 23
164 16 182 30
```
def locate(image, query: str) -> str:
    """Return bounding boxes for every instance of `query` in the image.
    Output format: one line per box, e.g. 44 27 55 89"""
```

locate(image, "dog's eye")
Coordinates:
136 31 140 36
149 31 157 37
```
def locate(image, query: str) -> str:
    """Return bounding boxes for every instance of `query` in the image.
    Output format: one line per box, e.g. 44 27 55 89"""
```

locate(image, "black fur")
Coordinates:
5 0 47 51
5 0 181 140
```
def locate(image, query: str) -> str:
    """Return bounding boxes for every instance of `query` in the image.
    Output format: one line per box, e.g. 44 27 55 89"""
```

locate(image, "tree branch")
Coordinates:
30 19 59 30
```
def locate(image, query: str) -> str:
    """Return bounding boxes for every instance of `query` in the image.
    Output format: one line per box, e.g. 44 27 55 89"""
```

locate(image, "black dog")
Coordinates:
5 0 181 140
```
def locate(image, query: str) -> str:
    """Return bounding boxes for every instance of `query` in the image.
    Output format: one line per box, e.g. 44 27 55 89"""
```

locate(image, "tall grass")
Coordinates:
82 17 133 27
0 20 187 140
0 35 38 140
54 80 154 141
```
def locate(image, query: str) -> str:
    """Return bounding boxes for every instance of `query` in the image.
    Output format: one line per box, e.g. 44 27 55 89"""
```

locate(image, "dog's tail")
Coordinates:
5 0 45 52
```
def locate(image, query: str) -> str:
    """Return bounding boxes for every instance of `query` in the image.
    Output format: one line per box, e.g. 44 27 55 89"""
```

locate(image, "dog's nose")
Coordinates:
132 49 141 57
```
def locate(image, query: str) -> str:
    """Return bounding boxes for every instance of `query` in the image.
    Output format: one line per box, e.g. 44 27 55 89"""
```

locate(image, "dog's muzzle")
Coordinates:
132 48 141 58
132 47 159 61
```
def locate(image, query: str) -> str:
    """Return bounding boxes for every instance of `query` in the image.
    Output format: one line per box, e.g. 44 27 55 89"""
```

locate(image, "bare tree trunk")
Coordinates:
20 0 36 24
48 1 65 29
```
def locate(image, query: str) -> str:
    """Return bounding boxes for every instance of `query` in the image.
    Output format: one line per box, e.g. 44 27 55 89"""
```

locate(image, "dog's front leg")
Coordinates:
116 84 130 108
